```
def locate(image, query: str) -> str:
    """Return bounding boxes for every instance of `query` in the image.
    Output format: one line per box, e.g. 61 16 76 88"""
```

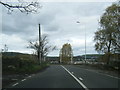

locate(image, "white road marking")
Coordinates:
71 72 74 74
12 83 19 87
83 68 120 79
79 77 83 81
28 76 32 78
21 79 26 81
61 65 88 90
103 74 120 79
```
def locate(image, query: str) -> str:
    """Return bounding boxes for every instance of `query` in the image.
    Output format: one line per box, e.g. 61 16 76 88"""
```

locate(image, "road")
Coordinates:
5 65 119 89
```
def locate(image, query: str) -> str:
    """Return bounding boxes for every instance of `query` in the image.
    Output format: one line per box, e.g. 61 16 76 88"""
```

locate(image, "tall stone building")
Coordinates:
59 43 73 64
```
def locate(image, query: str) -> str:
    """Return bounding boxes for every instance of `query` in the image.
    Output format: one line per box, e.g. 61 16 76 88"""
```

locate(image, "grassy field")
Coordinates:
2 52 50 74
2 52 50 88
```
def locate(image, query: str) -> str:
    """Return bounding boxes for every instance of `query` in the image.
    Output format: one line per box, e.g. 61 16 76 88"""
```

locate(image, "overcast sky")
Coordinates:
0 0 117 56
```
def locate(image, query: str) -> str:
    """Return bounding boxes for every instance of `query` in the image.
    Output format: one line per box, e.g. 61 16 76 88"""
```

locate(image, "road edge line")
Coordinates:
61 65 89 90
83 68 120 79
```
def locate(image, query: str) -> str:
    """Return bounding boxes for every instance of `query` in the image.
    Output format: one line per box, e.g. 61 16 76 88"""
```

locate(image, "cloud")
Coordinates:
1 34 26 48
1 2 114 56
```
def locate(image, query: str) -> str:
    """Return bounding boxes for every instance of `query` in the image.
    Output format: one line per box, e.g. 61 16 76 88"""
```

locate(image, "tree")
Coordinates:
0 0 42 14
1 44 8 52
94 2 120 65
59 43 73 64
28 35 56 63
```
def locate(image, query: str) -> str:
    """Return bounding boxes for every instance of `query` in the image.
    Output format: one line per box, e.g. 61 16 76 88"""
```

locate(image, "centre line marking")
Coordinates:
61 65 88 90
12 83 19 87
28 76 32 78
79 77 83 81
21 79 26 81
71 72 74 74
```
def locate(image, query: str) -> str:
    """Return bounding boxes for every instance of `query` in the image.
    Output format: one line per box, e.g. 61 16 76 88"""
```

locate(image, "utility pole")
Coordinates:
39 24 42 65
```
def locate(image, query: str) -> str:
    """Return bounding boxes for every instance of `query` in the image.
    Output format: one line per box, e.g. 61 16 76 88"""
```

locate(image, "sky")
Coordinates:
0 0 118 56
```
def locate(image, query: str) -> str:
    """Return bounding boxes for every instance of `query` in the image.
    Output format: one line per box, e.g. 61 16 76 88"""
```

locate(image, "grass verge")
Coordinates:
2 62 50 88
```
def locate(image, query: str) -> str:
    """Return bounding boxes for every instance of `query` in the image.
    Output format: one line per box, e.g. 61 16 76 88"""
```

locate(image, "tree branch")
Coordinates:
0 0 42 14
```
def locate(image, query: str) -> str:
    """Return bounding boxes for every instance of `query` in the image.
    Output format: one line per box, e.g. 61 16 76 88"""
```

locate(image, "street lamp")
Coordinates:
76 21 86 63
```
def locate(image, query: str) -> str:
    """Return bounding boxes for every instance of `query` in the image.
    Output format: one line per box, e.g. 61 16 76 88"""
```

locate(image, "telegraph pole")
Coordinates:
39 24 42 65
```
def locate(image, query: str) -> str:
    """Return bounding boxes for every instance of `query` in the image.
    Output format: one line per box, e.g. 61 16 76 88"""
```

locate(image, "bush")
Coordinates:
2 54 49 74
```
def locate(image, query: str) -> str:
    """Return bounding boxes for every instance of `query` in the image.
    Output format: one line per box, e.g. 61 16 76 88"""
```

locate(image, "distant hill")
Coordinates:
2 52 30 57
2 52 103 61
81 54 103 56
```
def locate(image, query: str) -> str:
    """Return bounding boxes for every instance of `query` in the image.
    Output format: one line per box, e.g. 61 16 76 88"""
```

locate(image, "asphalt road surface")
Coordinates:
5 65 119 89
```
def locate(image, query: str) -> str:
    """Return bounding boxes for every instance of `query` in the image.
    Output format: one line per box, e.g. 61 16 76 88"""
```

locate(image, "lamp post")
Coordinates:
84 24 86 63
76 21 86 63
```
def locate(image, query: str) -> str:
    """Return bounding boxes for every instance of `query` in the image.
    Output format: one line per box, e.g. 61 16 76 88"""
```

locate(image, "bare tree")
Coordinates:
0 0 42 14
27 35 56 62
1 44 8 52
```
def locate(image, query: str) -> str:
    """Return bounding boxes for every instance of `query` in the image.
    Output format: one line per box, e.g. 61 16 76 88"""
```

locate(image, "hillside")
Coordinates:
2 52 30 57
